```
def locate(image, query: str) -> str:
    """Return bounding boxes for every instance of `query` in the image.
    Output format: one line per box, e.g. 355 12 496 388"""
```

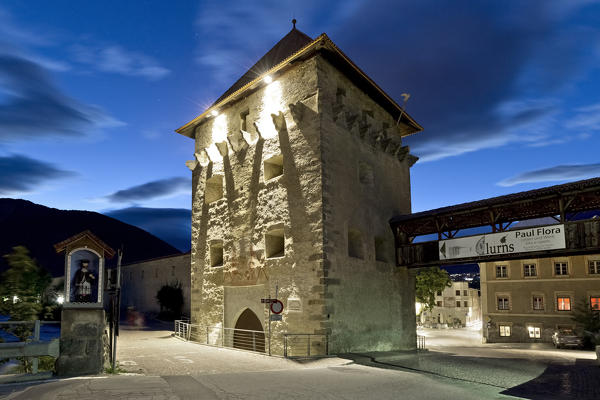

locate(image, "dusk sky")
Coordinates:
1 1 599 251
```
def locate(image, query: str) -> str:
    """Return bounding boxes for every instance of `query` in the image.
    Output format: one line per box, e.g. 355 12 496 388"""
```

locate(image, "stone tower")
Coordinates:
176 26 422 354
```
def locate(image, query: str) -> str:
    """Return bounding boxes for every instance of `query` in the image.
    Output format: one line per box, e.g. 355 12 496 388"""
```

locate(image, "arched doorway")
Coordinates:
233 308 265 353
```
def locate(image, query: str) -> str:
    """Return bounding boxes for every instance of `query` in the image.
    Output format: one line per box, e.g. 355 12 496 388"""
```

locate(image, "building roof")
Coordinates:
54 229 116 258
176 27 423 138
390 177 600 237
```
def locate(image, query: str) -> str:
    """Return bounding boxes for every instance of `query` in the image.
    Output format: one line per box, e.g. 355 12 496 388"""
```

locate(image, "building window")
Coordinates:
533 296 544 310
589 260 600 274
456 290 461 296
456 301 461 307
436 291 442 296
497 296 510 310
523 263 537 277
264 154 284 181
436 301 442 307
171 265 175 276
210 241 224 267
557 297 571 311
205 175 224 204
463 290 468 296
528 326 541 339
499 325 511 337
374 236 389 262
591 297 600 311
496 265 508 278
555 262 568 276
463 301 468 307
348 228 363 259
265 227 285 258
358 162 374 186
240 109 250 131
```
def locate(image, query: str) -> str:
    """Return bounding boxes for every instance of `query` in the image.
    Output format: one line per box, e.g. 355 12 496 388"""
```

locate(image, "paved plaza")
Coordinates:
0 324 598 399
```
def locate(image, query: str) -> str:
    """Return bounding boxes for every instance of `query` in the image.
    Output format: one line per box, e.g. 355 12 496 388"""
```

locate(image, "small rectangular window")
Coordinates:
555 262 568 276
463 301 468 307
496 265 508 278
348 228 363 259
264 154 284 181
374 236 389 262
463 290 468 296
456 290 461 296
589 261 600 274
533 296 544 310
590 297 600 310
436 301 442 307
557 297 571 311
528 326 541 339
210 241 224 267
265 226 285 259
499 325 511 337
456 301 461 307
436 291 442 296
524 263 537 277
240 109 250 132
497 297 510 310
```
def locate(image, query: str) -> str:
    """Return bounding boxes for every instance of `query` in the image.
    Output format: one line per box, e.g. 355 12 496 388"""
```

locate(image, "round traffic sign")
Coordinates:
270 300 284 314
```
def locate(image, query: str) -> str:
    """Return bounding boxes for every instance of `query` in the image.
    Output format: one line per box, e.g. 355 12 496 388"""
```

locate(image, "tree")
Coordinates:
415 267 452 313
0 246 52 329
156 281 184 320
571 298 600 346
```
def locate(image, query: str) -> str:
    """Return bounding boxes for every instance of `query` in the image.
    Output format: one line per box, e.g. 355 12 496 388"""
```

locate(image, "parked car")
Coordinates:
552 329 584 349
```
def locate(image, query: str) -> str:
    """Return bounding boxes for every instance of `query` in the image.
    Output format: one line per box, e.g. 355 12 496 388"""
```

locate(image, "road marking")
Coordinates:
173 356 194 364
120 360 138 366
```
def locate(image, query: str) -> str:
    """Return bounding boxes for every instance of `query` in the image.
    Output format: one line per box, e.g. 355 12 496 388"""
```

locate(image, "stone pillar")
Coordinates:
56 308 107 376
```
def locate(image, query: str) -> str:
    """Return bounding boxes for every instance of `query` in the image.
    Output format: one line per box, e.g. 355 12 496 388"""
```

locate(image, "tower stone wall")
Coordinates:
187 47 418 354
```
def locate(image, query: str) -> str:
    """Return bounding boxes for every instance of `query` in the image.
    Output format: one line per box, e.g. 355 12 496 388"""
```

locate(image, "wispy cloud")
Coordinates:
0 53 123 142
0 154 75 195
497 163 600 187
104 177 191 203
71 44 170 81
566 102 600 132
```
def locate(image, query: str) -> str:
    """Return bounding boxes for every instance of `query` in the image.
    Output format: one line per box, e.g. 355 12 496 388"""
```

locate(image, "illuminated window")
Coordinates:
591 297 600 311
557 297 571 311
589 261 600 274
497 296 510 310
499 325 511 336
528 326 541 339
555 262 568 276
496 265 508 278
533 296 544 310
524 264 537 277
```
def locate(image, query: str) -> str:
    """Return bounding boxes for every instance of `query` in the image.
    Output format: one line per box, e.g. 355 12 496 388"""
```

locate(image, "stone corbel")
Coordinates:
215 141 228 157
407 154 419 167
396 145 410 162
271 111 287 133
228 130 249 152
194 149 211 166
185 160 198 171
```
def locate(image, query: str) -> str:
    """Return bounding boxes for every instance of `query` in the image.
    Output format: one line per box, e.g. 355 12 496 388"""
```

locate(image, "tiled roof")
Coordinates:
212 27 313 106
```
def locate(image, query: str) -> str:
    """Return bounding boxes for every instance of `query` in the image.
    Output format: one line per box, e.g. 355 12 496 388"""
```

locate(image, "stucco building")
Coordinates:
420 281 481 328
120 253 191 317
176 25 422 354
481 254 600 342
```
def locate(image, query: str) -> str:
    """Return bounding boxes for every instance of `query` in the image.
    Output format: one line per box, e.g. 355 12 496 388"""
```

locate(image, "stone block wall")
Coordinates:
57 309 106 376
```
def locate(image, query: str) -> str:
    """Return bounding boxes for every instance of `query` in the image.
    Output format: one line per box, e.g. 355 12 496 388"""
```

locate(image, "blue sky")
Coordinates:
1 1 600 251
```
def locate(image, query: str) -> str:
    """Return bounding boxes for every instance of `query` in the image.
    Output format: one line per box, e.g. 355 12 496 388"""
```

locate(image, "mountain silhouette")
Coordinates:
0 198 181 277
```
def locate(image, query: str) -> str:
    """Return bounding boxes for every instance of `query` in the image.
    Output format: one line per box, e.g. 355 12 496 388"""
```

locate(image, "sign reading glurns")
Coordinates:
439 224 566 260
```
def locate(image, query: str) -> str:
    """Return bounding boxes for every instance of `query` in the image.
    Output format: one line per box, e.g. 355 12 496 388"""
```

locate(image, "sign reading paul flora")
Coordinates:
439 224 566 260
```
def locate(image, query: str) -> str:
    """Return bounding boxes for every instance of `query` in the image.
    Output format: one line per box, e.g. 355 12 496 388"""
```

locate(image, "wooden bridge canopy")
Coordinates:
390 177 600 241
